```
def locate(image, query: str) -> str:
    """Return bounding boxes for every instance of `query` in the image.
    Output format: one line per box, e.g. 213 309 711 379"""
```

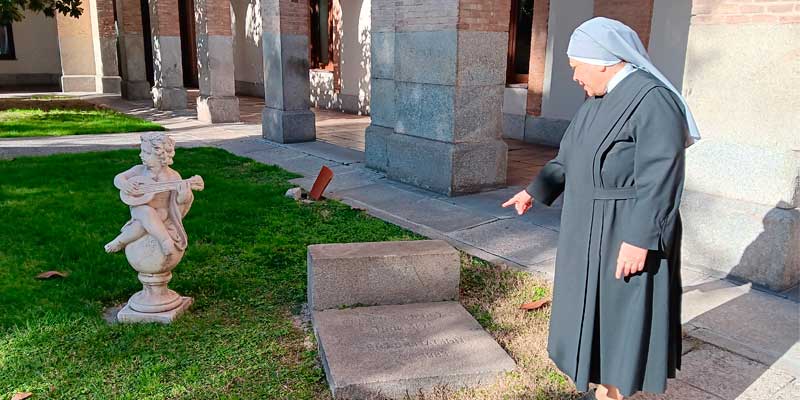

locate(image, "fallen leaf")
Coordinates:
12 392 33 400
35 271 69 280
520 298 551 311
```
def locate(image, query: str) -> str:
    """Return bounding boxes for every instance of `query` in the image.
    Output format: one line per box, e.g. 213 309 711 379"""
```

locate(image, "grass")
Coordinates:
0 148 575 399
0 98 164 138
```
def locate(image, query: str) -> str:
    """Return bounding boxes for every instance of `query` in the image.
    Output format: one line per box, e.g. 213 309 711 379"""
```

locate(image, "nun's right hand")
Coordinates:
502 190 534 215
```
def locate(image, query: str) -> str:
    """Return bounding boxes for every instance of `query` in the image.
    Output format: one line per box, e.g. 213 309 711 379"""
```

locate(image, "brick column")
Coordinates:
195 0 240 122
89 0 122 93
593 0 654 47
364 0 395 171
366 0 510 195
149 0 188 110
260 0 316 143
116 0 151 99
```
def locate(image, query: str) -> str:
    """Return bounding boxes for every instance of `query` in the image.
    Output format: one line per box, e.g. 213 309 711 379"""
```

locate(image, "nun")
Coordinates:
502 17 700 400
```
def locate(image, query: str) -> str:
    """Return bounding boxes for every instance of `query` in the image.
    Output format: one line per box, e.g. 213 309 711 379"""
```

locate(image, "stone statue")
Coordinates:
105 132 204 323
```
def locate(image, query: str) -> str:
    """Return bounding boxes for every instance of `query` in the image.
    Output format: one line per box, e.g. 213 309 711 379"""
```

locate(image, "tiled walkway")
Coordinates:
187 89 558 187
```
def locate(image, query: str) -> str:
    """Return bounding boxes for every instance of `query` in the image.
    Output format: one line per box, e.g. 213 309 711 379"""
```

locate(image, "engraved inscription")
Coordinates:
361 336 466 352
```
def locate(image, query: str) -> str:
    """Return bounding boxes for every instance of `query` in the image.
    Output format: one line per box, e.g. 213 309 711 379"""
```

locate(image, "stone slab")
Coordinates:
262 33 311 111
685 140 799 208
448 218 559 267
197 96 240 123
369 78 396 128
502 113 525 140
395 30 457 85
442 187 562 232
675 343 794 400
262 107 316 144
524 116 570 147
308 240 460 311
117 297 193 324
284 140 365 164
394 82 455 142
681 189 800 291
682 279 800 376
365 125 391 171
335 182 497 233
312 301 516 399
455 30 508 86
371 31 395 80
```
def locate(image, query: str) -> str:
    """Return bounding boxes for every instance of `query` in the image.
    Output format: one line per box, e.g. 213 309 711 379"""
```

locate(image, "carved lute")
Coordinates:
120 175 205 206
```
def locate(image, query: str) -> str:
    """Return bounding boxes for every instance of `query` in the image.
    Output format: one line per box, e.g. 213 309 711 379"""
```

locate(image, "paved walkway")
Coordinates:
1 93 798 399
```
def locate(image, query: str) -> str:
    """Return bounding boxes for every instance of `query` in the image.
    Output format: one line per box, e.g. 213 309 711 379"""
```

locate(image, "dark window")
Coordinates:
309 0 333 70
0 24 15 60
507 0 533 84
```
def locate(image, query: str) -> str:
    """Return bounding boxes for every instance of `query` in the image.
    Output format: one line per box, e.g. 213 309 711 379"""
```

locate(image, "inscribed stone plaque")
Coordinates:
312 301 516 399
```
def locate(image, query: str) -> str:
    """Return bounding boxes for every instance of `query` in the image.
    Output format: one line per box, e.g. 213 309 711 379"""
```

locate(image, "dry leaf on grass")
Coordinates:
520 298 551 311
12 392 33 400
35 271 69 280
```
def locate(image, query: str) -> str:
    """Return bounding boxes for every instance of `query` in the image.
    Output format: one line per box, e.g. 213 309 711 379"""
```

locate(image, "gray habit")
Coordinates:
527 70 685 396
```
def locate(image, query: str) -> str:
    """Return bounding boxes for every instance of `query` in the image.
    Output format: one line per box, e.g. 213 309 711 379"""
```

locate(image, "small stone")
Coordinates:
285 187 302 200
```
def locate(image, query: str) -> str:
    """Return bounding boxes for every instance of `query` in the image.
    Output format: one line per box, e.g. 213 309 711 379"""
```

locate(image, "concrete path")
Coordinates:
2 94 798 399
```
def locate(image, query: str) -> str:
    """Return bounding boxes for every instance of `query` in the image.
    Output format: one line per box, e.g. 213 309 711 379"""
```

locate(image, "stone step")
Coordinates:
307 240 460 311
312 301 517 399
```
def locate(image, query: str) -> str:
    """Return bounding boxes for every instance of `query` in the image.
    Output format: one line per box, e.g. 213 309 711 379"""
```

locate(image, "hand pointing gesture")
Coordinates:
502 190 534 215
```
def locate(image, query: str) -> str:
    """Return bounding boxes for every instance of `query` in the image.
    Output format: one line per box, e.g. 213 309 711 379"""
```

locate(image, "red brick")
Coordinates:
594 0 654 47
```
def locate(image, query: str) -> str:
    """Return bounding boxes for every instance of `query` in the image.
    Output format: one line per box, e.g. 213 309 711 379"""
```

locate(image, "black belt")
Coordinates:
593 187 637 200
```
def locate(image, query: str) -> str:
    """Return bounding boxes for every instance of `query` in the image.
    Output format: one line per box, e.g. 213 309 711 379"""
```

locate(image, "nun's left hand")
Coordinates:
616 242 648 279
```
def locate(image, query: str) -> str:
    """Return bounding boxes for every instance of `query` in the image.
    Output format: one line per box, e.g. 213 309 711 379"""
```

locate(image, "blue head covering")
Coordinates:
567 17 700 145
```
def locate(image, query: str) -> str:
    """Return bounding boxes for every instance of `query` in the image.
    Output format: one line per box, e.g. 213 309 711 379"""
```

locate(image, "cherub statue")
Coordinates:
104 132 204 256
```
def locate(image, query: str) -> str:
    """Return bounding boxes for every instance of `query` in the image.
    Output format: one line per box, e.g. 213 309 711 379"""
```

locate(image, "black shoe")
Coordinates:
578 388 597 400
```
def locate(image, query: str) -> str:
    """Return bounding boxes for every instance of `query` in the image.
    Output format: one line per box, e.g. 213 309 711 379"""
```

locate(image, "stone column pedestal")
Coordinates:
149 0 187 110
365 0 510 195
117 0 152 100
195 0 240 122
260 0 315 143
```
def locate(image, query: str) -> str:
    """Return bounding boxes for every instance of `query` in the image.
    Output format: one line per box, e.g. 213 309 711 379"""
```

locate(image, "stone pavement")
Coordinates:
1 93 798 399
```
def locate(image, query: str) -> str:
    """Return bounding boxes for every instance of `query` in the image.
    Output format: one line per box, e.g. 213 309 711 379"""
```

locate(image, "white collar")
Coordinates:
606 63 637 94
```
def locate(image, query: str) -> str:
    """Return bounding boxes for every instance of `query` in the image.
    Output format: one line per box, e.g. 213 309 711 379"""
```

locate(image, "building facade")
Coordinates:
0 0 798 291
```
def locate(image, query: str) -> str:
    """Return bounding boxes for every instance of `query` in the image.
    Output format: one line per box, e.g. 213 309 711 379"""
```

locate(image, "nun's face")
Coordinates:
569 58 608 97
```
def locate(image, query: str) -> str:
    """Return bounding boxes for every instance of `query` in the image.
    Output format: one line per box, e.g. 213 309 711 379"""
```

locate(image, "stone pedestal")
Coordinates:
90 0 122 93
197 96 240 123
365 1 510 195
308 240 516 398
262 108 316 144
260 1 315 142
118 297 193 324
152 86 188 110
195 0 240 122
116 0 152 100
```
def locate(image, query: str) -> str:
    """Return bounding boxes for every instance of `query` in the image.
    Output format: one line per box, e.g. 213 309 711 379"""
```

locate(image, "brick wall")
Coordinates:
371 0 395 32
692 0 800 24
120 0 143 34
202 0 232 36
151 0 181 36
526 0 549 116
458 0 512 32
263 0 309 35
395 0 459 32
94 0 117 37
594 0 654 47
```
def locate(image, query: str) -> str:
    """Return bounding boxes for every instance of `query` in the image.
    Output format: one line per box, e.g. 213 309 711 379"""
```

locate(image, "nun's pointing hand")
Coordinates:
502 190 534 215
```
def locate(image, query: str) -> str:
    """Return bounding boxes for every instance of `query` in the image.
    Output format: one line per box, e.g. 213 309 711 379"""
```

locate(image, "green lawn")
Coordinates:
0 148 573 399
0 106 164 138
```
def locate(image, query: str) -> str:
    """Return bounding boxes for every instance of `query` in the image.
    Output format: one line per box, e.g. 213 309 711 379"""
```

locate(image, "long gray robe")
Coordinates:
527 70 685 396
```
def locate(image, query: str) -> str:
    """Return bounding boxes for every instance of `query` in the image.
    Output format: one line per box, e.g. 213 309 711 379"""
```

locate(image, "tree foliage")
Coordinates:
0 0 83 25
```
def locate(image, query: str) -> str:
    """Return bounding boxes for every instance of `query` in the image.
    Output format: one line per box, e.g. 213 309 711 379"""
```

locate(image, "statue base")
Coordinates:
117 297 193 324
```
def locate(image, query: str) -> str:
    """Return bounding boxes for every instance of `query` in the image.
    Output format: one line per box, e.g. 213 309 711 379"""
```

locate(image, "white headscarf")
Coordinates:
567 17 701 145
